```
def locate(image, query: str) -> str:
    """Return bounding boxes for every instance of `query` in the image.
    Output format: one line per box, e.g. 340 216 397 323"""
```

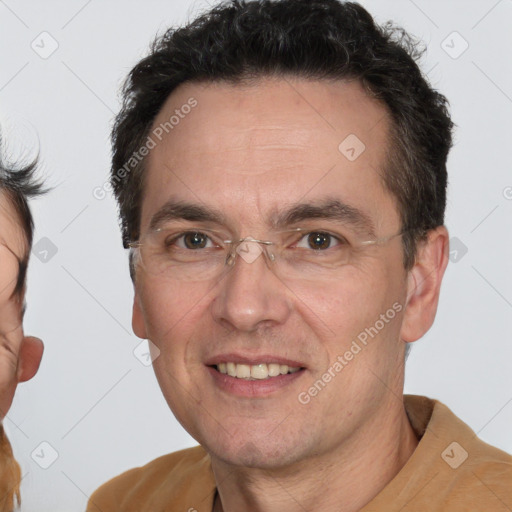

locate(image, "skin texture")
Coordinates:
0 191 43 420
132 78 449 511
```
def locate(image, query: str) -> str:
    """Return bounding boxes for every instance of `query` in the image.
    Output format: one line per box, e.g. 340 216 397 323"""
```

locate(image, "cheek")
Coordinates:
139 280 210 410
0 251 21 334
136 278 216 371
290 265 369 324
291 263 405 360
139 279 199 335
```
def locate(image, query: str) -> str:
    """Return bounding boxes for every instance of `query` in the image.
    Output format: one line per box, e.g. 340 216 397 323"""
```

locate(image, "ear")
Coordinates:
17 336 44 383
132 290 148 340
400 226 449 343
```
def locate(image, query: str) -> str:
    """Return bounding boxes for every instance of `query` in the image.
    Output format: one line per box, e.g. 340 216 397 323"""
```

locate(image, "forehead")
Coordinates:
0 190 26 260
141 77 399 231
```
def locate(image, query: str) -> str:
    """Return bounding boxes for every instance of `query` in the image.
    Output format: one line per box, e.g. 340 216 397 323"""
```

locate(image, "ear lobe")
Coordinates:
400 226 449 343
17 336 44 383
132 292 148 340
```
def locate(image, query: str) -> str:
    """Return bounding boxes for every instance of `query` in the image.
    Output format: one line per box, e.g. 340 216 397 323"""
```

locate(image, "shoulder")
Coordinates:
404 395 512 508
86 445 215 512
448 436 512 502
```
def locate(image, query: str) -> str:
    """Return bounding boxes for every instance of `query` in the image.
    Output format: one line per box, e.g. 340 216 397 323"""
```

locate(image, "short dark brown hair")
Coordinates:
111 0 453 269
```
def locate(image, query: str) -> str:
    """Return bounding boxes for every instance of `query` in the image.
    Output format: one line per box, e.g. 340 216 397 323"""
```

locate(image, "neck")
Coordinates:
211 397 418 512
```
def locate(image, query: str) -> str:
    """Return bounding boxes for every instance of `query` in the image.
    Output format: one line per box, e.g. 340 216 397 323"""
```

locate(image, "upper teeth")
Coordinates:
216 362 300 380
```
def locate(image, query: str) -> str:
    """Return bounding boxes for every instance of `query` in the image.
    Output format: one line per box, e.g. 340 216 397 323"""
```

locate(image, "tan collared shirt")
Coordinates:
86 395 512 511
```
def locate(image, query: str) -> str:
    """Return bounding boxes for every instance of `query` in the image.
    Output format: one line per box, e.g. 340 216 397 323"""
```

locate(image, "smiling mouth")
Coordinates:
213 362 302 380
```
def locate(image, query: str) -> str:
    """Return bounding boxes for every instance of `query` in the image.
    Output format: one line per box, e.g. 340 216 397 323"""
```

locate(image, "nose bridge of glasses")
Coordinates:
227 237 276 266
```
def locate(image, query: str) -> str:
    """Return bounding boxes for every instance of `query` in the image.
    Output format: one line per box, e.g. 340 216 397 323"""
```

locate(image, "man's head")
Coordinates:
112 0 452 269
0 141 44 419
111 0 452 469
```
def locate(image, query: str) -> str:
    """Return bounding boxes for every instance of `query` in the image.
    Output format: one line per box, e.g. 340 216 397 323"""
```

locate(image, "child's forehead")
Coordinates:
0 190 28 259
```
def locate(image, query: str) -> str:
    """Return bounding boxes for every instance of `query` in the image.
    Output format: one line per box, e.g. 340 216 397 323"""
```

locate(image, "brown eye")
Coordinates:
183 232 209 249
307 232 332 250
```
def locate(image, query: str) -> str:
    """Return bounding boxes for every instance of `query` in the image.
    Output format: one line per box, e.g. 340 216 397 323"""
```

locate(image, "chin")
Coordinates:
203 428 309 470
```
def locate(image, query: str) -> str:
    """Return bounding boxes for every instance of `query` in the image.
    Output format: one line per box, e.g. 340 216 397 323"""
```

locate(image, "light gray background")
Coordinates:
1 0 511 510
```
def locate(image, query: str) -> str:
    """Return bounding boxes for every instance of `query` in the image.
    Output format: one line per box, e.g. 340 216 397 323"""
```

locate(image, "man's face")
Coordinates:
133 78 413 468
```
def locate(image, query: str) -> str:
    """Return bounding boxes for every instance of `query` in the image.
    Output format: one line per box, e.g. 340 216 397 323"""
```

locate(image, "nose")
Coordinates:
211 242 292 332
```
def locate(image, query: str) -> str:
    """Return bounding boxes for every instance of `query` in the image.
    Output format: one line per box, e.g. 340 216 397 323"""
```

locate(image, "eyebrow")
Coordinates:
274 198 376 237
149 198 376 237
149 201 226 231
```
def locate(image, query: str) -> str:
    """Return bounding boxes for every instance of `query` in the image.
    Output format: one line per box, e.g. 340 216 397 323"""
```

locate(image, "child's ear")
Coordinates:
400 226 449 343
17 336 44 383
